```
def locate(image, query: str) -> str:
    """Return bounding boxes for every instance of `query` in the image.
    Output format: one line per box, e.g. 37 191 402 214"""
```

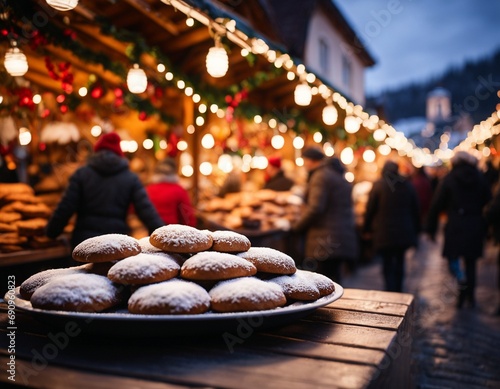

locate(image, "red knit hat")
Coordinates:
94 132 124 157
267 156 281 169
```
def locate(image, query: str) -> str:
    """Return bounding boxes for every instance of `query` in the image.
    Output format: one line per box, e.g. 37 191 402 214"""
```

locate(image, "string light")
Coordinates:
294 83 312 106
206 36 228 78
46 0 78 11
4 47 29 76
127 64 147 94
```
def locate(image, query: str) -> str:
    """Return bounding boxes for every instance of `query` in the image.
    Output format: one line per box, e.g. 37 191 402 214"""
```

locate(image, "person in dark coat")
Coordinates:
292 147 359 282
483 184 500 315
46 132 164 248
263 156 294 192
363 160 420 292
411 167 433 225
426 151 491 308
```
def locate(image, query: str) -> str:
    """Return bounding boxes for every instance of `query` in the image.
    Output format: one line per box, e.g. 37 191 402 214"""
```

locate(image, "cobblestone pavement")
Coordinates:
342 234 500 389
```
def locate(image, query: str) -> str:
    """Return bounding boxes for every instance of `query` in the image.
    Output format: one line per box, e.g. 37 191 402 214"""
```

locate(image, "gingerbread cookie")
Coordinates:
107 252 180 285
180 251 257 281
237 247 296 275
210 230 251 253
30 273 123 312
296 270 336 296
72 234 141 263
149 224 213 253
128 279 211 315
268 273 320 301
209 277 287 312
20 265 90 299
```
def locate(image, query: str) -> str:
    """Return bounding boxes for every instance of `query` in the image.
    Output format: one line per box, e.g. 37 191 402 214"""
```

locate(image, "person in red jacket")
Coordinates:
146 158 196 227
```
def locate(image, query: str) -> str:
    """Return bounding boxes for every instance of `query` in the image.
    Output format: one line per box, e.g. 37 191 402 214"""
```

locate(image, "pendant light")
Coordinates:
4 47 29 77
294 82 312 106
322 102 338 125
206 36 228 78
46 0 78 11
127 64 148 94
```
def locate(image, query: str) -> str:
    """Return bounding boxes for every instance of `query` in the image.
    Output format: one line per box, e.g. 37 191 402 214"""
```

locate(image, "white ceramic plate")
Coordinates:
12 283 343 336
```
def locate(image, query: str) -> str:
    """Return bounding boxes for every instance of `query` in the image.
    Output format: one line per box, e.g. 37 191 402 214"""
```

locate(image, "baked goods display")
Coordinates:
0 183 60 253
197 189 303 232
18 225 336 315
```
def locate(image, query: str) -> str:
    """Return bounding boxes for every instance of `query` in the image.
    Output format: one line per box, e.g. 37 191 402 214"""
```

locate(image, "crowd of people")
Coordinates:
40 131 500 311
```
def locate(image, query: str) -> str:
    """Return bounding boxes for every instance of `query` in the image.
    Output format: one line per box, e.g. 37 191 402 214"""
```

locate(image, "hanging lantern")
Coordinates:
322 104 338 126
206 39 228 78
46 0 78 11
4 47 28 77
345 115 361 134
294 83 312 106
127 64 147 94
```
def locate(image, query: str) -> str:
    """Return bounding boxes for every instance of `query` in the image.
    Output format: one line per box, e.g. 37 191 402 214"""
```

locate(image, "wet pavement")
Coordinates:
342 233 500 388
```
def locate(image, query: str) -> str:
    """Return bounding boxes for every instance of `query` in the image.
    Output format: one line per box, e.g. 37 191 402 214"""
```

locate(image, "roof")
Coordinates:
263 0 376 67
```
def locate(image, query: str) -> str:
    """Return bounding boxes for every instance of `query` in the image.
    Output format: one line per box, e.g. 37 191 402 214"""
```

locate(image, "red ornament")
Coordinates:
90 85 104 99
40 108 51 118
60 105 68 114
138 111 148 121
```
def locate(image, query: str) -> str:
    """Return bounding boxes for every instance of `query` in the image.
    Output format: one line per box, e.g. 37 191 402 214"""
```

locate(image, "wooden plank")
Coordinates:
0 356 187 389
343 289 414 306
310 307 404 330
249 333 386 366
0 246 71 267
331 298 409 317
270 320 396 351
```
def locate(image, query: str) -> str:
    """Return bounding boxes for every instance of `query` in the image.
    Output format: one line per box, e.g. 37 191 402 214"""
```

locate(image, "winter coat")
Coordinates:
292 162 359 261
46 150 164 248
263 170 294 192
363 171 420 252
484 186 500 244
426 163 491 259
146 181 196 227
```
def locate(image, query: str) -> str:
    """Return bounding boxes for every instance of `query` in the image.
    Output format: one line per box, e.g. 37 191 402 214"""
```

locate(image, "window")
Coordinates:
319 38 329 74
342 55 352 88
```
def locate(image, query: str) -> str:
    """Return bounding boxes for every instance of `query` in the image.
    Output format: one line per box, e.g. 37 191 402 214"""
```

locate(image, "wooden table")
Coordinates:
0 288 414 388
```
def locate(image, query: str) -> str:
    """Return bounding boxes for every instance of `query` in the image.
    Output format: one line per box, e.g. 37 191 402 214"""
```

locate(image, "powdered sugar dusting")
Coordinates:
211 230 251 251
181 251 256 274
297 270 335 295
107 253 180 282
128 279 210 314
20 264 90 299
150 225 212 252
72 234 140 261
209 277 285 305
268 273 320 298
138 236 162 253
238 247 296 273
30 273 121 311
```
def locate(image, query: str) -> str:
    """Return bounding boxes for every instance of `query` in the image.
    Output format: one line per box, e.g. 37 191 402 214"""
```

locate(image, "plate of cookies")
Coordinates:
12 225 343 336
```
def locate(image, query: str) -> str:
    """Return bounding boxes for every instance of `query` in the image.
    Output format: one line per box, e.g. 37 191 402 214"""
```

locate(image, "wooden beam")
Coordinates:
122 0 180 36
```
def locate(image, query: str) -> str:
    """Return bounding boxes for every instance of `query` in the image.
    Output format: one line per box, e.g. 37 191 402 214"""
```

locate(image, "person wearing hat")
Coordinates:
263 156 294 192
46 132 164 248
146 158 196 226
426 151 491 308
292 146 359 282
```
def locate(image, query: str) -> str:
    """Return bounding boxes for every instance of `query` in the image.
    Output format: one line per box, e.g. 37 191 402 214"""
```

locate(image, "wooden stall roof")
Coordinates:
1 0 372 133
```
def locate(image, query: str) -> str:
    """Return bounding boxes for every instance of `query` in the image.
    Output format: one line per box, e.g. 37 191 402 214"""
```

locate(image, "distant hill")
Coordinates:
367 48 500 125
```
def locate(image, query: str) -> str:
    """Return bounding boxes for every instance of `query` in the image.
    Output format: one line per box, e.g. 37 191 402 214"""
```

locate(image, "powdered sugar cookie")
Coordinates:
72 234 141 263
181 251 257 281
297 270 336 296
138 236 163 253
268 273 320 301
30 273 123 312
20 264 90 300
210 230 251 253
237 247 296 275
128 279 210 315
107 252 180 285
209 277 287 312
150 224 213 253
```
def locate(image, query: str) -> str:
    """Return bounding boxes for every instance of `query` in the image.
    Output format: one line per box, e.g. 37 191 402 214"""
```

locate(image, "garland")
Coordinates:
1 0 345 140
